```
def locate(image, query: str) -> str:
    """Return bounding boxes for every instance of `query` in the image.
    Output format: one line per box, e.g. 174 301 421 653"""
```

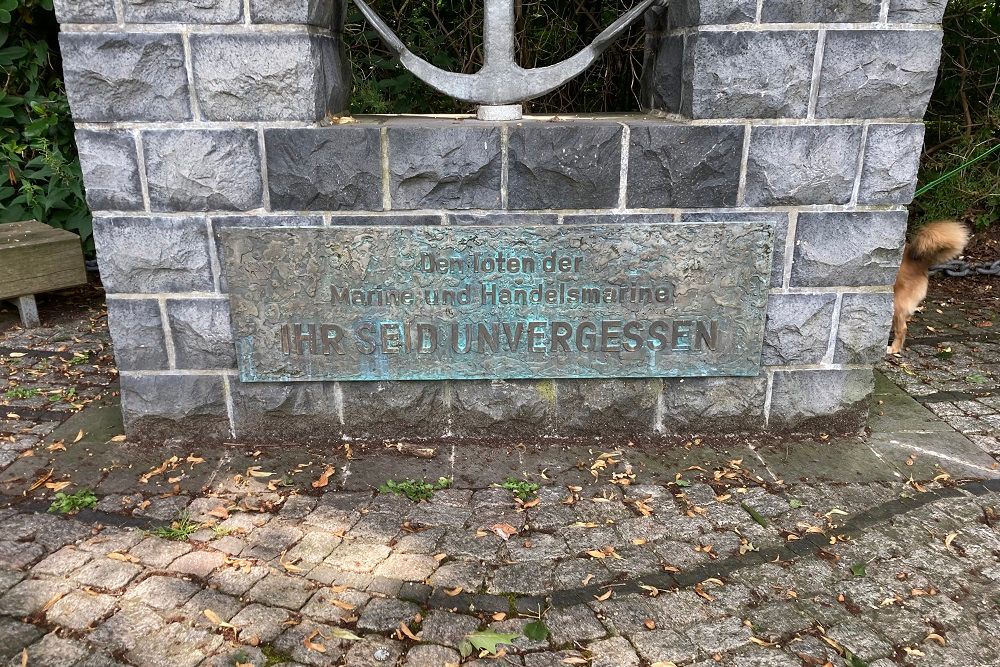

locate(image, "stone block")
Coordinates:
768 369 874 433
858 123 925 205
627 123 743 207
94 216 214 294
790 211 907 287
106 299 168 371
744 125 863 206
166 299 236 369
123 0 242 23
669 0 757 26
119 373 230 440
448 380 555 437
507 123 622 209
640 33 683 113
682 31 817 119
388 125 502 209
661 376 768 432
557 379 660 436
54 0 116 24
835 293 894 364
816 30 944 119
679 211 788 287
191 34 349 121
448 212 558 225
264 127 382 211
59 32 190 122
339 381 447 440
250 0 343 25
230 381 344 441
762 294 836 366
888 0 948 22
761 0 879 22
75 130 143 212
143 130 263 212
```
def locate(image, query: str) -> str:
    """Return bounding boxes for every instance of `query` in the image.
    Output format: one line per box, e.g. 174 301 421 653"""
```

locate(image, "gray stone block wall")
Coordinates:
59 0 944 441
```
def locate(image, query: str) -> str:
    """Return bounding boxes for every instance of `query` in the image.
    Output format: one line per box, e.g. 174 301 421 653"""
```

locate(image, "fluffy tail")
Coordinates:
907 220 970 264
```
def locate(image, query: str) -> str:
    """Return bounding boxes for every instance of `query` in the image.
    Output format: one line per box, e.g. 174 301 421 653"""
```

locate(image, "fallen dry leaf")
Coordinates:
594 589 613 601
303 629 326 653
47 441 66 452
109 435 127 442
312 465 335 489
398 621 419 641
944 532 958 550
490 523 518 541
329 599 355 610
246 466 274 478
203 609 236 629
28 469 52 492
107 552 139 563
73 429 85 443
694 583 715 602
445 587 463 596
44 481 71 492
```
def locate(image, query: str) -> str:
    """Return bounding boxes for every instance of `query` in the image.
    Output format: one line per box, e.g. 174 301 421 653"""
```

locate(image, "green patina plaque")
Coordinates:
219 223 773 382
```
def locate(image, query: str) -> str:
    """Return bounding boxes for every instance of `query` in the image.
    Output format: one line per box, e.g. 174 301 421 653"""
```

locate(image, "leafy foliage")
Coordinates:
912 0 999 229
4 386 40 399
378 476 452 502
48 488 97 514
1 0 92 254
497 477 540 501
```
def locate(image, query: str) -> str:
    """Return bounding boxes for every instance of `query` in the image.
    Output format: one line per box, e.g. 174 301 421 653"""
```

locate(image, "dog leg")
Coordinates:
888 310 908 354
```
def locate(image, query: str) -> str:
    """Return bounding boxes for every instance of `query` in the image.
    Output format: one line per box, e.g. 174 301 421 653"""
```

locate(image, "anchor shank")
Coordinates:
483 0 516 69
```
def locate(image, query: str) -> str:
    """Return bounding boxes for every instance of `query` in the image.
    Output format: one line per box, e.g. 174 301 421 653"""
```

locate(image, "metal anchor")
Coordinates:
352 0 656 119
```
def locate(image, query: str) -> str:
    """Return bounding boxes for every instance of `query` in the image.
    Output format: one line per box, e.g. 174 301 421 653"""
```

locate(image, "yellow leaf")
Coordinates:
21 648 27 667
433 553 448 562
651 663 679 667
926 633 946 646
594 589 613 601
246 466 274 478
73 430 85 443
47 441 66 452
8 352 25 358
107 552 139 563
329 599 355 610
187 454 206 464
445 587 463 596
110 435 127 442
203 609 235 629
944 532 958 549
44 481 71 492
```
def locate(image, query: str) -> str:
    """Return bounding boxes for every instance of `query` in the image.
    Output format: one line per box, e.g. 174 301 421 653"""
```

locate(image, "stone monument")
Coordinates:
54 0 946 442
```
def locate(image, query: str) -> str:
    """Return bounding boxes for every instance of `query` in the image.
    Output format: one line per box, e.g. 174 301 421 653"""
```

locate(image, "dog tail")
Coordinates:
907 220 970 264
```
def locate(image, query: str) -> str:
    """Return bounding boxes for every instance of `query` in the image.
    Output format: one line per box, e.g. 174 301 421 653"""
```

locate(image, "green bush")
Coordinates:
0 0 92 254
911 0 999 230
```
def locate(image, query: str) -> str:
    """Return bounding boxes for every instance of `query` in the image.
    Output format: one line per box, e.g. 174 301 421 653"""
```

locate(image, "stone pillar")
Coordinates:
642 0 943 431
56 0 351 440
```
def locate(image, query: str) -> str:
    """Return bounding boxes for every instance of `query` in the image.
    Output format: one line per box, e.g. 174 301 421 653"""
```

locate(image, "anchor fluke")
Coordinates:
352 0 656 109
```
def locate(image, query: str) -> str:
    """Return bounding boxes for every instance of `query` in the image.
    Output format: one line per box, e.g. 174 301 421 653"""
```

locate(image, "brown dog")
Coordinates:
887 220 970 354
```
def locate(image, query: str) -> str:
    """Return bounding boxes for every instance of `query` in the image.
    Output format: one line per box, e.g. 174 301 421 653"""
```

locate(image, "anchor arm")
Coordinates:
352 0 657 106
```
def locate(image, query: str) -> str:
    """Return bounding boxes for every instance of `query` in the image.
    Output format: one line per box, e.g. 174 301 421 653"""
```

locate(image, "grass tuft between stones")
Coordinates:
496 477 540 501
149 512 201 541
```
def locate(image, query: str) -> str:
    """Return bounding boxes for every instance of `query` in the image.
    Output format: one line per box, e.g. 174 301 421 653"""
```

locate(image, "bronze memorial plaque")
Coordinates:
219 223 773 382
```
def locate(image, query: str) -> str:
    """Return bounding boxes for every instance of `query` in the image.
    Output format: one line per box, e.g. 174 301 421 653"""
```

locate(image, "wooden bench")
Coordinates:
0 220 88 328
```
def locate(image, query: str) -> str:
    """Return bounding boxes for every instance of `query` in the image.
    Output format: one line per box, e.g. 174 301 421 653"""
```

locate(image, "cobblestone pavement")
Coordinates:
880 275 1000 461
0 284 116 469
0 280 999 667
